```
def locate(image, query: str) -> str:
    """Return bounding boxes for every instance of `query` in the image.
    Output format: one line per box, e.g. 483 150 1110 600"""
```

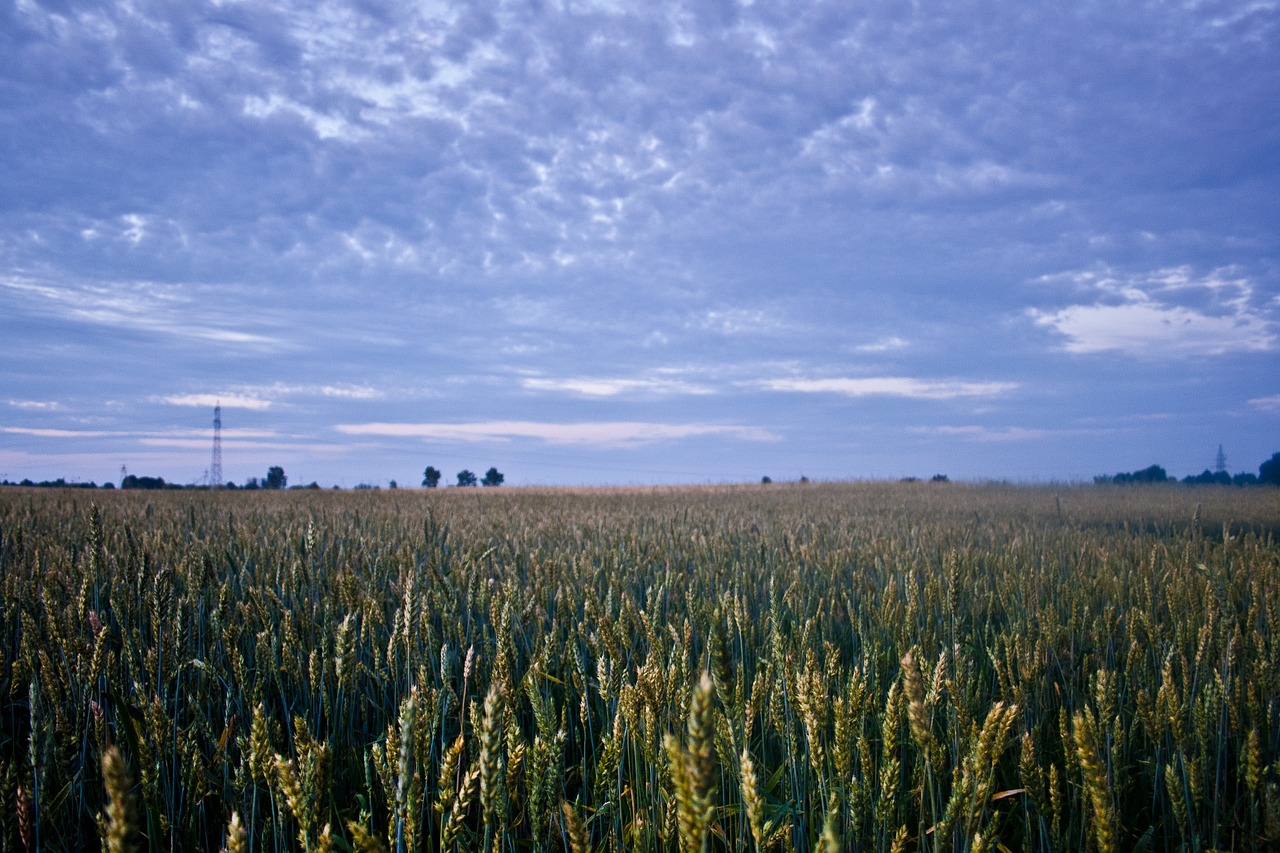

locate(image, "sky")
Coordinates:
2 0 1278 487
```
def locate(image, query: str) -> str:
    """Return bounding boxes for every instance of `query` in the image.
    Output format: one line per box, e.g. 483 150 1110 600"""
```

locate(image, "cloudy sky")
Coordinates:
2 0 1278 487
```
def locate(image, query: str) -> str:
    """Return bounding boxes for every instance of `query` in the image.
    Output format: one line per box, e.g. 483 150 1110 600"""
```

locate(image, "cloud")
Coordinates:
0 276 280 347
138 437 350 452
1 427 112 438
759 377 1017 399
0 425 287 442
333 420 778 447
157 384 383 409
908 425 1052 442
1035 304 1273 357
521 375 713 397
7 400 64 410
3 0 1272 295
321 385 383 400
1029 266 1277 357
852 336 909 354
242 93 367 142
799 97 1059 199
695 309 786 336
207 428 286 439
161 394 274 410
1250 394 1280 412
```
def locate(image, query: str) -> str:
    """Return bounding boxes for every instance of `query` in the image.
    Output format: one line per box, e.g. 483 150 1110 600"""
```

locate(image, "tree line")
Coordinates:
0 467 304 491
1097 451 1280 486
421 466 504 487
6 454 1280 490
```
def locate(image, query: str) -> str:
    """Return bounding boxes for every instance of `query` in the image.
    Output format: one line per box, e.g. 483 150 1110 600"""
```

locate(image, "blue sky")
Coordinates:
2 0 1278 487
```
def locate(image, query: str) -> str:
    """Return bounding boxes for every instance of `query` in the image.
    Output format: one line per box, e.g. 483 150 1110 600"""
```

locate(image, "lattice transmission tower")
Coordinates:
210 404 223 488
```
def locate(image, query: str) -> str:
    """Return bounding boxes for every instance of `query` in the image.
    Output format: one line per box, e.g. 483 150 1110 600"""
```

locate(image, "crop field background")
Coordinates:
1 482 1278 852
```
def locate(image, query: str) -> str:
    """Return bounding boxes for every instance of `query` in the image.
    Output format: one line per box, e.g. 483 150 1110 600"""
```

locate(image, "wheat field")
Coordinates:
1 482 1277 851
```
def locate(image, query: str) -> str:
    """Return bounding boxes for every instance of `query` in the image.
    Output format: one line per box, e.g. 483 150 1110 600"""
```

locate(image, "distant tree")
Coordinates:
481 467 504 487
1132 464 1167 483
456 469 477 487
931 474 950 483
1183 469 1232 486
761 476 772 484
122 475 166 490
1110 464 1168 484
1233 472 1259 486
15 478 101 489
422 466 442 488
389 480 397 489
264 466 287 490
1261 452 1280 486
243 476 260 490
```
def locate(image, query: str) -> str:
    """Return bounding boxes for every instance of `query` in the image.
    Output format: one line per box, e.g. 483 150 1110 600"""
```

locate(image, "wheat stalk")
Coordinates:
101 746 136 853
1074 710 1116 853
562 801 590 853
